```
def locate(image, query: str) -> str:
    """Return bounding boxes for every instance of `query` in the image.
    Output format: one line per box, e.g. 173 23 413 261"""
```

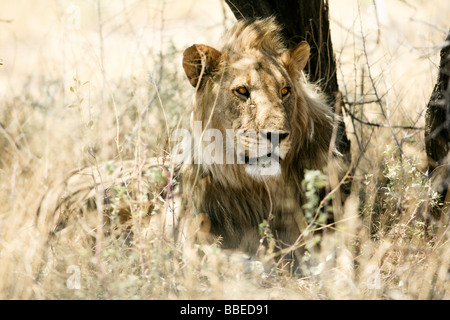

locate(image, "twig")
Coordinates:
342 103 425 130
410 17 448 34
358 3 402 151
316 162 353 218
89 154 111 297
96 0 106 113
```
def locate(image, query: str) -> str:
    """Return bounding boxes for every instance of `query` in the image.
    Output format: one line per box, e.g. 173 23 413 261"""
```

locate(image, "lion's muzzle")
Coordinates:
236 129 291 179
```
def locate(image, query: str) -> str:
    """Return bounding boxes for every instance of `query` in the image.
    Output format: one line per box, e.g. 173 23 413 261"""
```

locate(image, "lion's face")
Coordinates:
183 37 310 181
218 52 295 178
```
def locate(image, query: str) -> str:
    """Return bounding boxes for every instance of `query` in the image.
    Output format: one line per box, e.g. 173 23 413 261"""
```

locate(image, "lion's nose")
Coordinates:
260 130 290 144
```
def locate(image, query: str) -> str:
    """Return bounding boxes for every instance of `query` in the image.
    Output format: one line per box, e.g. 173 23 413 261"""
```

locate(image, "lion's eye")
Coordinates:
281 87 291 98
235 86 249 97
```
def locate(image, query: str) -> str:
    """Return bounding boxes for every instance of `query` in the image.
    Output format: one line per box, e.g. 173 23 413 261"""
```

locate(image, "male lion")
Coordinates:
180 17 337 269
36 18 338 275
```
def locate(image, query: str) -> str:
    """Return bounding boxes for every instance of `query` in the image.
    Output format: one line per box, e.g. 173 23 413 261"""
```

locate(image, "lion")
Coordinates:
180 17 338 270
36 17 338 274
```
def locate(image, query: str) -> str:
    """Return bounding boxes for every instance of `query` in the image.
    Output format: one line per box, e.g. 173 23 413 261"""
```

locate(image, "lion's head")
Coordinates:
181 17 335 188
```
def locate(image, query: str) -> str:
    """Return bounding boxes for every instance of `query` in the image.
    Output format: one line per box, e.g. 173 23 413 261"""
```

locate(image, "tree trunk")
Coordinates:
425 31 450 216
225 0 350 157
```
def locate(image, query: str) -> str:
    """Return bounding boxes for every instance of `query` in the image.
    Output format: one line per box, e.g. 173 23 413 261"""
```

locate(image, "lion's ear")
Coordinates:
283 41 310 74
183 44 222 88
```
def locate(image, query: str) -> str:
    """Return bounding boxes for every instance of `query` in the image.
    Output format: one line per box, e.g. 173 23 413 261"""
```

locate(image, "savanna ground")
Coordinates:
0 0 449 299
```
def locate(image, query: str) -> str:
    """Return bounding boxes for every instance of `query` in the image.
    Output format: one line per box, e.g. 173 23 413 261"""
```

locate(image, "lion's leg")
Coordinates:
271 207 321 275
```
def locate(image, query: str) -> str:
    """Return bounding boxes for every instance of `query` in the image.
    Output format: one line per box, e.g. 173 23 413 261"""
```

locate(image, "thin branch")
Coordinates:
358 3 403 150
410 17 448 34
342 103 425 130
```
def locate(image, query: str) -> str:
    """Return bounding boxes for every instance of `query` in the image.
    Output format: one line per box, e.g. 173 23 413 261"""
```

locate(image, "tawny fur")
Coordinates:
181 17 337 263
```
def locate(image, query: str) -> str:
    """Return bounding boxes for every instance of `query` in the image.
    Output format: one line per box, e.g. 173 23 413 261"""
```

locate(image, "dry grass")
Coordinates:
0 0 449 299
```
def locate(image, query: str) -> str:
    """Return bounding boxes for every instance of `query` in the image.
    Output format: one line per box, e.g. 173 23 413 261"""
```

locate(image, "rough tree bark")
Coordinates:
425 31 450 216
225 0 350 155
